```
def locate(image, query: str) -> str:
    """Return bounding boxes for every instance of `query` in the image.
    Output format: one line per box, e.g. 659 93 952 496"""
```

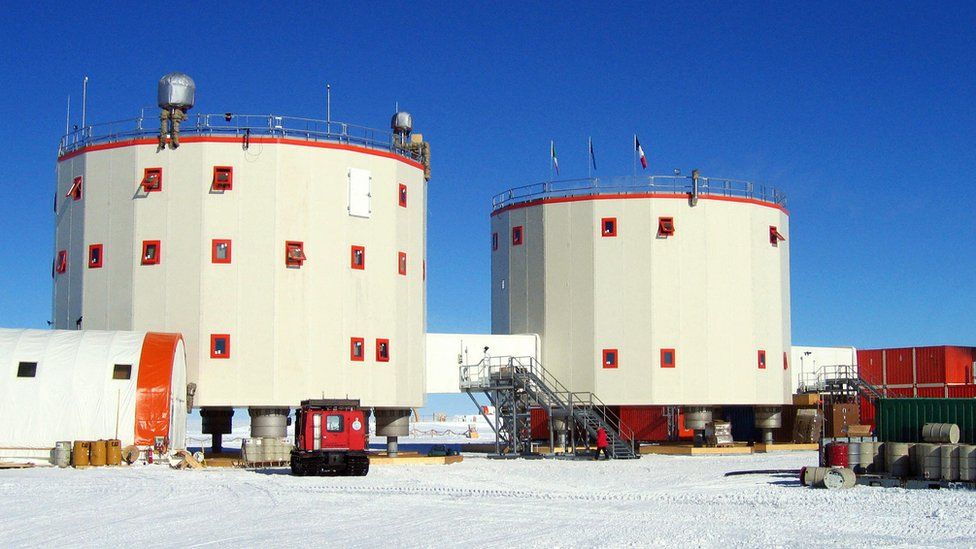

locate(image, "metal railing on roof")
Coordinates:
492 175 787 211
57 112 421 161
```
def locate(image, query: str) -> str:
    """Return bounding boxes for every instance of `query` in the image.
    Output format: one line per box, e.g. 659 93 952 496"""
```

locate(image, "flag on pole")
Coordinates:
635 135 647 169
588 137 597 171
551 140 559 175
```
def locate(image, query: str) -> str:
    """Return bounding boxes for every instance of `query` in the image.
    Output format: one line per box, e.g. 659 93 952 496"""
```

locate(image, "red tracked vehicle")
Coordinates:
291 399 369 476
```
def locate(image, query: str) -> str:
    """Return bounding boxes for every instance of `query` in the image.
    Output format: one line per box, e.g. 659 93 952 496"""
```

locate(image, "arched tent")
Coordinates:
0 329 187 459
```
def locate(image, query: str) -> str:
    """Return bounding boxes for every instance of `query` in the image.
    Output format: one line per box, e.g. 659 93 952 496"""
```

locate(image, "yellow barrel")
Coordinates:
90 439 107 467
72 440 91 467
106 439 123 466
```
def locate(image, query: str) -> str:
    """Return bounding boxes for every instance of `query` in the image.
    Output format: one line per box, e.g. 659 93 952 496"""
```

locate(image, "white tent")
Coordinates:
0 329 187 459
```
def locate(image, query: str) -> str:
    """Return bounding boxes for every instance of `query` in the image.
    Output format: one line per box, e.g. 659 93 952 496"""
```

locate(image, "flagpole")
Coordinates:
587 137 592 180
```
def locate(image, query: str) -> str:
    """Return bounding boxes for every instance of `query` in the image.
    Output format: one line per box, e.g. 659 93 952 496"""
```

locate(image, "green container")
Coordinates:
876 398 976 444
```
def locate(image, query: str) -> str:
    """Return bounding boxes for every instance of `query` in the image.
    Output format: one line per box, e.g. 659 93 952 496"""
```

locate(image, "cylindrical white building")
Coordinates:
490 175 791 408
52 80 429 444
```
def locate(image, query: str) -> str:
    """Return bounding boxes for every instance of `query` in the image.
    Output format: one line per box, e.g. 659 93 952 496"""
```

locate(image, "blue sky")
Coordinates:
1 3 974 413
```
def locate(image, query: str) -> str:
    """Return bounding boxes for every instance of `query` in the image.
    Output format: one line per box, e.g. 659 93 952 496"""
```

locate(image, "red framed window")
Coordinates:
351 245 366 270
88 244 103 269
66 176 83 201
210 334 230 359
602 348 618 369
661 348 676 368
398 183 408 207
142 168 162 192
376 338 390 362
512 226 523 246
350 337 365 362
758 350 767 369
141 240 160 265
398 251 407 275
212 239 232 264
286 241 306 267
601 217 617 237
55 250 68 274
213 166 233 191
492 232 498 251
769 226 785 247
658 217 675 237
783 352 789 371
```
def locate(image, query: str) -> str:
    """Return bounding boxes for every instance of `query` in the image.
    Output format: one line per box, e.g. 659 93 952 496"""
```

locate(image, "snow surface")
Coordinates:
2 451 975 547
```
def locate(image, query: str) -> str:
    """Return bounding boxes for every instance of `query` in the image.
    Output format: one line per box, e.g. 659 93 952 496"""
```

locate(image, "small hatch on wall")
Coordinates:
212 166 233 191
17 361 37 378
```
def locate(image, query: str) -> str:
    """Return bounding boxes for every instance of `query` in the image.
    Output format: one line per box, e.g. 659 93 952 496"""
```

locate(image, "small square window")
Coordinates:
142 168 162 192
350 337 365 362
67 176 83 201
351 245 366 270
88 244 103 269
512 226 523 246
213 166 233 191
212 239 232 264
601 217 617 237
661 348 676 368
758 350 767 370
769 226 785 247
17 361 37 378
112 364 132 380
55 250 68 274
492 232 498 251
211 334 231 359
398 252 407 275
602 348 618 369
141 240 160 265
658 217 675 237
376 338 390 362
286 241 306 267
326 414 344 432
399 183 408 207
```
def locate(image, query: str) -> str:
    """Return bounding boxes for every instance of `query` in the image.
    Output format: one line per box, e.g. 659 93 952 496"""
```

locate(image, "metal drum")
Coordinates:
72 441 91 467
914 443 940 480
89 439 107 467
106 439 122 466
873 442 886 473
922 423 960 444
846 442 862 472
855 441 874 473
824 468 856 489
885 442 912 477
959 445 976 481
827 442 849 467
801 466 830 487
53 441 72 468
940 444 960 481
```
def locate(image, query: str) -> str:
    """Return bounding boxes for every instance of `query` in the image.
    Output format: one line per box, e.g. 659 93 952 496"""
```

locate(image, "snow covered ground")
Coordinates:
2 451 975 547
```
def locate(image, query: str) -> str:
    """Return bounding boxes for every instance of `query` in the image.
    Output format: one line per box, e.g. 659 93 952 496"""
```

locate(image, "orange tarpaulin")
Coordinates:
134 333 181 445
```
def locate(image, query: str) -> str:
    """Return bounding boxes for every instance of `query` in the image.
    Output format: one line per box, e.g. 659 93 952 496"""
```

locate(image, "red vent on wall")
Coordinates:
376 338 390 362
66 176 83 201
142 168 162 192
601 217 617 237
141 240 161 265
213 166 233 191
88 244 103 269
658 217 675 237
602 349 618 369
350 337 365 362
286 241 306 267
770 226 785 246
210 334 231 359
661 348 676 368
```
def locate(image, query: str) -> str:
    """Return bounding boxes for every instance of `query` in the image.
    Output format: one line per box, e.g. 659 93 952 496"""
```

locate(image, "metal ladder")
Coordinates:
460 356 639 459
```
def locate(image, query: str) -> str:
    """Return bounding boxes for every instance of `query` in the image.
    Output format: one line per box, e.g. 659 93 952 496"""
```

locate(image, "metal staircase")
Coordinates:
799 364 883 401
460 356 638 459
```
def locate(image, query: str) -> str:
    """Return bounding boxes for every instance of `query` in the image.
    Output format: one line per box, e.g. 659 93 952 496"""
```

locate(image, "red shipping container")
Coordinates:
884 348 914 385
858 350 884 386
947 385 976 398
859 396 876 428
915 346 947 385
619 406 669 442
916 386 946 398
945 346 975 384
886 386 914 398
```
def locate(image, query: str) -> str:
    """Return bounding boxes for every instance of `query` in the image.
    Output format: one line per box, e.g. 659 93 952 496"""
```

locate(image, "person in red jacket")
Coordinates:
594 427 610 460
